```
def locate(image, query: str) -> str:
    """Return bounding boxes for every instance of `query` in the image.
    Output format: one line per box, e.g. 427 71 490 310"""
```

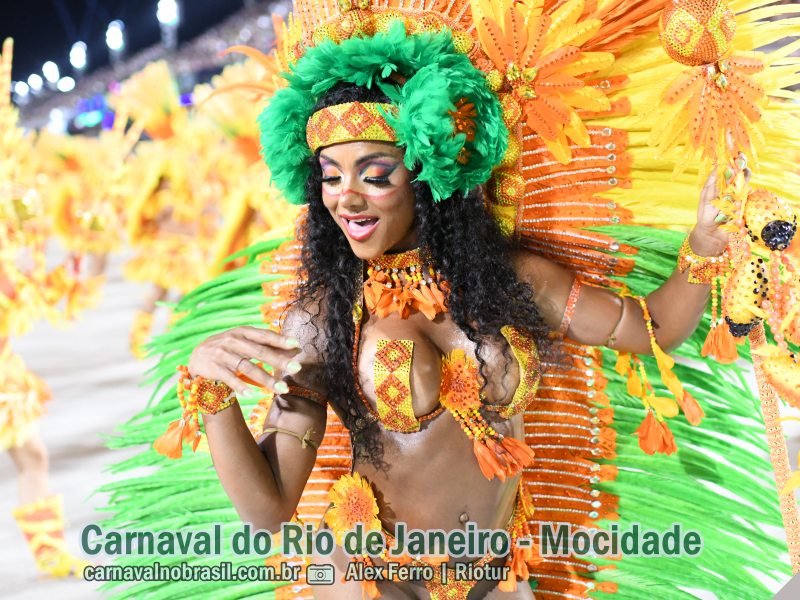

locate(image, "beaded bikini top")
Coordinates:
353 248 540 482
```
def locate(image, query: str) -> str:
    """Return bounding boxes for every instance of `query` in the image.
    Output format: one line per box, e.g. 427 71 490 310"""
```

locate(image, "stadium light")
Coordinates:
57 76 76 93
106 21 125 51
27 74 43 93
13 81 29 98
157 0 180 26
70 41 88 72
157 1 181 50
43 61 60 86
106 20 126 67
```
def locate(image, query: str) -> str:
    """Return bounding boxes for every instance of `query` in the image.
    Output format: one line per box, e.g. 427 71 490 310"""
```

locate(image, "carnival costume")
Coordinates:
192 55 301 267
101 0 800 598
114 60 296 358
1 38 91 579
111 62 213 357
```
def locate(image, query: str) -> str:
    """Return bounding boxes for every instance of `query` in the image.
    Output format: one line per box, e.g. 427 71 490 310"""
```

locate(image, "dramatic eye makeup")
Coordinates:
320 160 342 184
319 154 401 190
361 162 398 185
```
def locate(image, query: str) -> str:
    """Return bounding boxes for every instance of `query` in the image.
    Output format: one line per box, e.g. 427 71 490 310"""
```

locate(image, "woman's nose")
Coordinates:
338 183 368 211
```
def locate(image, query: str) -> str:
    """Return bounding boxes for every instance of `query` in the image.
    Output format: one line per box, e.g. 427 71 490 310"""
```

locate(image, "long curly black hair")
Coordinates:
289 82 552 466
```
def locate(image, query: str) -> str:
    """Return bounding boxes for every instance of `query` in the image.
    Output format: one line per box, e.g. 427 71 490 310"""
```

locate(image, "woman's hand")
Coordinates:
188 326 302 396
690 154 751 257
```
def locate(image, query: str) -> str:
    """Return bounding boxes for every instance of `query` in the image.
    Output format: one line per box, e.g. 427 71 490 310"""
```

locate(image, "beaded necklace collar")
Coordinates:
363 247 449 320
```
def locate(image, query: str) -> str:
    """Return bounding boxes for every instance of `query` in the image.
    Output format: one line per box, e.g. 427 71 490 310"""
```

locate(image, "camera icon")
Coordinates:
306 564 335 585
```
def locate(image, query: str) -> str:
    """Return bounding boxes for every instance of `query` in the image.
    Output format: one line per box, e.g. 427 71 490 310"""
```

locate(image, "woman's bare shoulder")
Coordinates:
280 297 327 366
277 296 333 408
509 247 570 285
508 247 575 329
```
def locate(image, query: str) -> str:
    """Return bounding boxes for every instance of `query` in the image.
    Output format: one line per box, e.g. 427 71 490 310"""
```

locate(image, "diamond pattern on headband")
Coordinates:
306 101 398 153
342 103 374 135
313 108 337 140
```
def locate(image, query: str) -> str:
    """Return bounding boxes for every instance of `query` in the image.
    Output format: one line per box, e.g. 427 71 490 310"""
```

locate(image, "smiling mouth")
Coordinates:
341 215 380 241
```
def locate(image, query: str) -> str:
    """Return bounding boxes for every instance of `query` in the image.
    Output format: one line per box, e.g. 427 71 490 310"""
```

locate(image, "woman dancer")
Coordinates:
184 79 729 599
1 40 88 575
113 0 800 597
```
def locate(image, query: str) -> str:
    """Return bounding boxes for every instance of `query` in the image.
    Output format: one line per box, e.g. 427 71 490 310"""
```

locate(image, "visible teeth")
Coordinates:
343 216 378 238
349 218 375 225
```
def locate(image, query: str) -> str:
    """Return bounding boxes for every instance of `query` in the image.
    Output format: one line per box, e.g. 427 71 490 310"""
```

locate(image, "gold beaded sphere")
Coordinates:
659 0 736 66
489 168 526 206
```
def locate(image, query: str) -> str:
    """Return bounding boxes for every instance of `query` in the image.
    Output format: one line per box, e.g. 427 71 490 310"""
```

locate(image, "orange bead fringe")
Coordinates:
364 248 449 320
616 297 706 455
440 350 535 480
153 365 236 459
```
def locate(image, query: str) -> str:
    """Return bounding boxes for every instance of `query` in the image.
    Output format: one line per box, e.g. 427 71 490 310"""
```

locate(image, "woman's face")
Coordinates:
319 141 417 260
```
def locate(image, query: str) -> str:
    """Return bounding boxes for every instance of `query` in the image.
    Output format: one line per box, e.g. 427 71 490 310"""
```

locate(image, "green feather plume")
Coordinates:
97 227 790 598
259 21 507 203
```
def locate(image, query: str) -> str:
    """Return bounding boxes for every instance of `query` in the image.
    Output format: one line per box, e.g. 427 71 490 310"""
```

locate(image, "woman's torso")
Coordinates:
349 307 528 536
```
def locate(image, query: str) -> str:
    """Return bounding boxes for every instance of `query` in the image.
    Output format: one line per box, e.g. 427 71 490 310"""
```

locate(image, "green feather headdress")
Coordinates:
258 22 508 203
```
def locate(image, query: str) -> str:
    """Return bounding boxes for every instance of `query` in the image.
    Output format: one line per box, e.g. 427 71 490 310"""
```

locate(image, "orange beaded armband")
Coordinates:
677 236 730 284
557 277 582 337
284 383 328 408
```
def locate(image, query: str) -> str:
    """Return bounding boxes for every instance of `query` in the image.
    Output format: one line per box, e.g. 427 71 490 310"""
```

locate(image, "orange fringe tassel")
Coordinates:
702 323 740 363
472 438 508 481
153 413 200 459
634 410 677 455
473 438 507 480
153 419 185 459
502 436 536 466
472 437 536 481
678 391 705 426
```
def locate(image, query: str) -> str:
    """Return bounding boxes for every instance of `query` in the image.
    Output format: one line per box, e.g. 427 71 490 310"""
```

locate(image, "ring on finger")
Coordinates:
714 212 731 224
235 357 249 374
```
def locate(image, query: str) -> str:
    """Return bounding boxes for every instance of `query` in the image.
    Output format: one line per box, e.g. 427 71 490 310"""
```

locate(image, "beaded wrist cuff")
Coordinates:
177 366 237 415
677 236 730 284
195 379 237 415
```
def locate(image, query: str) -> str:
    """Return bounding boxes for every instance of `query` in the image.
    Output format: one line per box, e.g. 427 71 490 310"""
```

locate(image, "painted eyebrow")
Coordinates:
319 152 399 168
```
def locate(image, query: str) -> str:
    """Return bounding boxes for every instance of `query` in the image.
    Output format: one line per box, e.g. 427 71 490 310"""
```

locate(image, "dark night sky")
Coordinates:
1 1 248 84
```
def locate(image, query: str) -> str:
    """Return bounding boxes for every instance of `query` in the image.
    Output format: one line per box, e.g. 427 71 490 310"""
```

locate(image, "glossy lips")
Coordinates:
340 214 380 241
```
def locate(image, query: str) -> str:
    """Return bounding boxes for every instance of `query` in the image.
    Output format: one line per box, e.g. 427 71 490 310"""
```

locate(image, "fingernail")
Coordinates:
275 381 289 394
287 337 301 348
287 360 302 374
723 166 733 182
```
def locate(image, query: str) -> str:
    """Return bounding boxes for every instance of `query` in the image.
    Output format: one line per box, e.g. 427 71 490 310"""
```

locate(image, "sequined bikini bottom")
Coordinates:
341 481 533 600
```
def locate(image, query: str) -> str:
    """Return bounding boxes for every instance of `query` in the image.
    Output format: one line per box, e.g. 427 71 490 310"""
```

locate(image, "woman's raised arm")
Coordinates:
515 168 734 355
189 306 328 532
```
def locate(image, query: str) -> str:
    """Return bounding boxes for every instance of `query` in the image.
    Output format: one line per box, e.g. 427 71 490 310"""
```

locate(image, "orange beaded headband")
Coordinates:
306 101 398 153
